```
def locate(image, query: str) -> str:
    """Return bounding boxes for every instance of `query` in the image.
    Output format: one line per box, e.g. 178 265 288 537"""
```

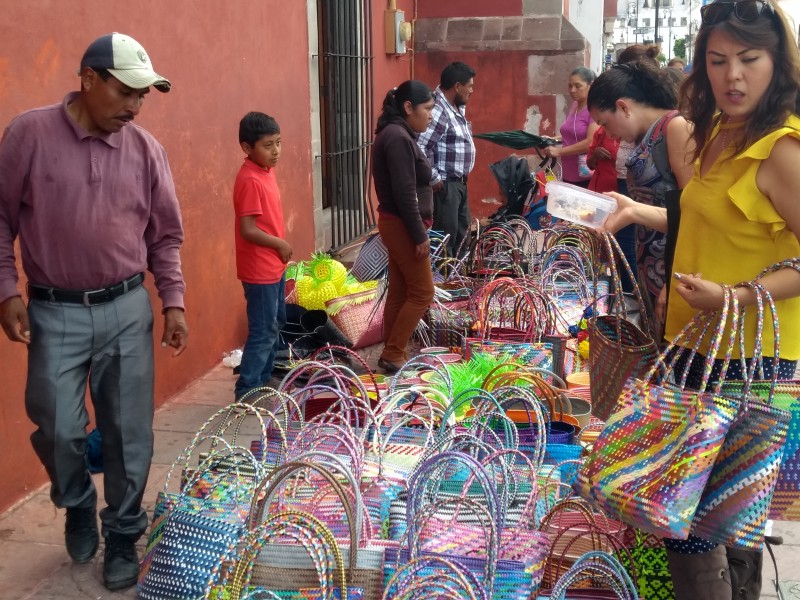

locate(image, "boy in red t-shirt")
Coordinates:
233 112 293 399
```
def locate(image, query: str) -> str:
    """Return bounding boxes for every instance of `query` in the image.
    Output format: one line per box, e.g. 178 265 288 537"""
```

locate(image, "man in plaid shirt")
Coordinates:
417 62 476 258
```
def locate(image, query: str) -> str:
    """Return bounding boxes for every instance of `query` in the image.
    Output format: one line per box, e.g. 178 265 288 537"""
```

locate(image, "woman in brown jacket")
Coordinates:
371 80 436 372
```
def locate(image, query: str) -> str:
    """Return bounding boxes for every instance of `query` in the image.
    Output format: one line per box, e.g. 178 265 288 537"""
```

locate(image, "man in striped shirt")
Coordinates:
418 62 476 258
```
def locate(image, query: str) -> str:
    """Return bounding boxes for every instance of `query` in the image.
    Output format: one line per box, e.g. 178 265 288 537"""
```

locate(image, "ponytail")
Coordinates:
587 62 677 112
376 80 434 133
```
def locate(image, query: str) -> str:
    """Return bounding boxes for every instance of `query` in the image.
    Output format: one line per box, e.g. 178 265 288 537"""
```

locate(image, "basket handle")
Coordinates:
223 510 347 600
548 549 638 600
383 554 488 600
248 460 360 573
407 450 502 536
288 421 364 479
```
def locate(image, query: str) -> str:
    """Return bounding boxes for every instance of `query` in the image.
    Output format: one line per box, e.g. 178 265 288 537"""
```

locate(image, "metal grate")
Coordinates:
318 0 375 250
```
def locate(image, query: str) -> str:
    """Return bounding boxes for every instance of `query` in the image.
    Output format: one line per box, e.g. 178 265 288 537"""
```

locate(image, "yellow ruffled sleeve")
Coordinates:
727 118 800 236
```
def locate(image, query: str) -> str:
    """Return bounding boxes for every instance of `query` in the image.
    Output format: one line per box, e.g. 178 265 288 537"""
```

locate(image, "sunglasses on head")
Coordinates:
700 0 774 26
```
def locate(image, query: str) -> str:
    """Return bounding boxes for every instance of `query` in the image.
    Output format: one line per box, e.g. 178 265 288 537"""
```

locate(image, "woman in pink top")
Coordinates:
546 67 598 187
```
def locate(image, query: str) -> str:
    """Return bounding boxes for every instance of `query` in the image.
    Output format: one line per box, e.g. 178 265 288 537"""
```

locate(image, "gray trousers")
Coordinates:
25 285 154 540
433 180 470 258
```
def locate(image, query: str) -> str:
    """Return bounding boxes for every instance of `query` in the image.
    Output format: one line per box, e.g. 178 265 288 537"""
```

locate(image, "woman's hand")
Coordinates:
544 145 562 159
672 272 726 311
599 191 637 234
586 147 611 170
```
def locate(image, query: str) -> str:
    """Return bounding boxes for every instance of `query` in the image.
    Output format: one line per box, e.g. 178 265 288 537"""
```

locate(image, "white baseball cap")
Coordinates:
80 33 171 92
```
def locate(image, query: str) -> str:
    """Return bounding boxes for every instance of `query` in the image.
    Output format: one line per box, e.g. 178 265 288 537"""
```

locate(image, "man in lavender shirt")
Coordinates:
0 33 188 590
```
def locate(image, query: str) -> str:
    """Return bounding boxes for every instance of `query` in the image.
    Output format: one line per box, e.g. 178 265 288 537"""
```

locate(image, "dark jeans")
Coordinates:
235 277 286 399
433 180 470 258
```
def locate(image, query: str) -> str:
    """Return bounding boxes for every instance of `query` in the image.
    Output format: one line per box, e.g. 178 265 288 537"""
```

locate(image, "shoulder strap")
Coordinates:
649 110 681 185
651 109 680 142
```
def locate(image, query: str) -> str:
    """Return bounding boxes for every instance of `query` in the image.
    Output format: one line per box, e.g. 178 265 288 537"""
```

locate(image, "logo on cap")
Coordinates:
137 50 147 64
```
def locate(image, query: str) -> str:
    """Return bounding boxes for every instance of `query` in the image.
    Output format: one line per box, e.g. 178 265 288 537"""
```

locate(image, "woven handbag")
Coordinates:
417 451 551 563
326 289 384 350
473 277 556 342
541 551 639 600
383 555 488 600
467 340 555 375
362 393 445 538
468 224 531 276
539 500 630 589
691 282 790 549
384 502 539 600
138 452 259 600
139 435 265 587
575 288 741 539
209 510 363 600
426 298 476 349
350 232 388 282
724 379 800 522
397 451 547 599
728 258 800 522
248 460 385 600
588 233 658 421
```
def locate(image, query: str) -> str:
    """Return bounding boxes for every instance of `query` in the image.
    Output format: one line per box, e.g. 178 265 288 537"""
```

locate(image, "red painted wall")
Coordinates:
0 1 321 513
373 0 417 127
417 0 522 19
414 51 556 219
0 0 415 515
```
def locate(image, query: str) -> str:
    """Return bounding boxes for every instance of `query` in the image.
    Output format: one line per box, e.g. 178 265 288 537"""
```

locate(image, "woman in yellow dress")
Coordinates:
603 1 800 598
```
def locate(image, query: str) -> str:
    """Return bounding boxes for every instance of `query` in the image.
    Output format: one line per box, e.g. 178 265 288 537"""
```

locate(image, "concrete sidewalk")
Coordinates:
1 360 799 599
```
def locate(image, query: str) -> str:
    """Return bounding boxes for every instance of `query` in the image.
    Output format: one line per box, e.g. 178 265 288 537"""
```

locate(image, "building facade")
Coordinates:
613 0 702 64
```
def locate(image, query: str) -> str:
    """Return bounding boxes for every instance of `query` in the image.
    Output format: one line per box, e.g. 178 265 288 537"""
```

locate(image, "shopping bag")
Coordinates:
541 551 639 600
248 460 385 600
326 289 384 349
692 282 790 548
616 530 674 600
138 450 259 600
588 233 658 421
350 233 389 282
575 288 741 539
209 511 364 600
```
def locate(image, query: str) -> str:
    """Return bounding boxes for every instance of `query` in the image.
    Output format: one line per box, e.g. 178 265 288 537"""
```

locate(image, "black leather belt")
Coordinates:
446 175 468 184
28 273 145 306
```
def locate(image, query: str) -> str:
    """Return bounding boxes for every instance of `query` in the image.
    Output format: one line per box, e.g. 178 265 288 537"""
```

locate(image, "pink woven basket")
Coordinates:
325 290 384 349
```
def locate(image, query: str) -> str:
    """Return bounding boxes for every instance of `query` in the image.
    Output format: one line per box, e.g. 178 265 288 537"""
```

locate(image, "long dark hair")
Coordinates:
375 80 434 134
587 62 677 112
682 0 800 160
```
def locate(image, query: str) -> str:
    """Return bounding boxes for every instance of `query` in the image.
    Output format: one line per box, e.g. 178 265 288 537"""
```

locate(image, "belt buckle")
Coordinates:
82 288 107 307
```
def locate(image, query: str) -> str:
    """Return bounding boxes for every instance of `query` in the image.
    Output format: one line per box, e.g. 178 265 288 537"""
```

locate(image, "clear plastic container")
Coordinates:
546 181 617 228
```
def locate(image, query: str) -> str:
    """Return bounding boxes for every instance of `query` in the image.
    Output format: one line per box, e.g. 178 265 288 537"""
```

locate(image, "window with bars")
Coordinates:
317 0 375 250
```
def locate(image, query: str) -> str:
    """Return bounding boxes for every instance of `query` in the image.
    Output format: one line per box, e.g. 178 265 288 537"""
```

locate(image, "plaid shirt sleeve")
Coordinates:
417 100 448 185
417 91 475 182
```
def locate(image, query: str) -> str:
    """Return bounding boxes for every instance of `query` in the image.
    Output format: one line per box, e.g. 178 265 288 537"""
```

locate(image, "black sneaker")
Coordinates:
64 505 99 563
103 532 139 591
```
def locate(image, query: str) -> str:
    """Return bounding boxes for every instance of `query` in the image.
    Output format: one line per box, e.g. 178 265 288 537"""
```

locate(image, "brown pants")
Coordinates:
378 216 434 364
